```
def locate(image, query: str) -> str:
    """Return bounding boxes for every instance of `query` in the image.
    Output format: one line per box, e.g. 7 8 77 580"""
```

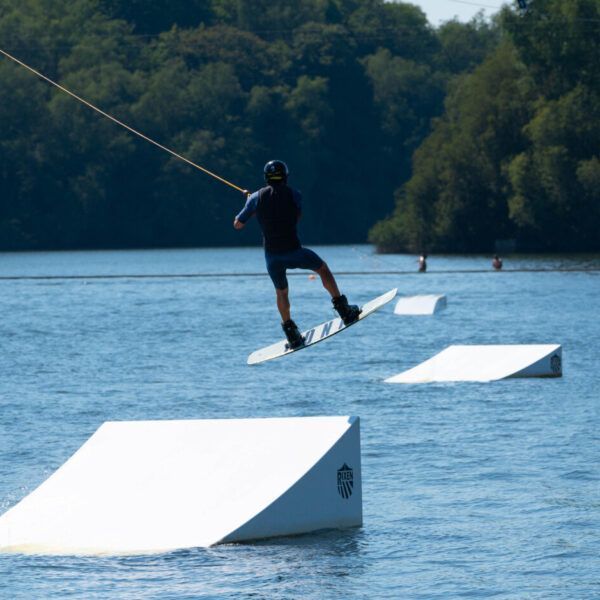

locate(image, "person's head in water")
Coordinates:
264 160 289 184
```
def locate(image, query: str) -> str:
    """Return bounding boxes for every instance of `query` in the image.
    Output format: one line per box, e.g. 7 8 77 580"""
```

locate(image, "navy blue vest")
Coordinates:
256 184 301 253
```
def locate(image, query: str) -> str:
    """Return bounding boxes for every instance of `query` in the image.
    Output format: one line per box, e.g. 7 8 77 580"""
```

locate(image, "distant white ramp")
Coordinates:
385 344 562 383
394 295 447 315
0 416 362 556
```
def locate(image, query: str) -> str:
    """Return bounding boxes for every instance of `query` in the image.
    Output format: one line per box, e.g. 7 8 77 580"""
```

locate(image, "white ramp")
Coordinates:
394 295 447 315
385 344 562 383
0 416 362 556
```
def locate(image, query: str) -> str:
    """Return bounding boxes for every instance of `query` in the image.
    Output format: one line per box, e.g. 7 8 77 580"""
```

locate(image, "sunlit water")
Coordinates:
0 246 598 599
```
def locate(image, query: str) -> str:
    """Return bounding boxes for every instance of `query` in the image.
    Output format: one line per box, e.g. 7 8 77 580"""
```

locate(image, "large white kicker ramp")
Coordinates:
0 416 362 555
385 344 562 383
394 295 447 315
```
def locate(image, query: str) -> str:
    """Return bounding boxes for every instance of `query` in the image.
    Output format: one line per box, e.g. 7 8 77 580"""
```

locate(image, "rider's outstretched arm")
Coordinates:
233 190 257 229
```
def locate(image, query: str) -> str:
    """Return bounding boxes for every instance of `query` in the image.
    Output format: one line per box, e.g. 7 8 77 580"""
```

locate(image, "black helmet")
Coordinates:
264 160 289 183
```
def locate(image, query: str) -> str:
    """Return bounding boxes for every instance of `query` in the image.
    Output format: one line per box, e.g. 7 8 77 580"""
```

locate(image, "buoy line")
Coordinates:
0 48 246 193
0 267 598 282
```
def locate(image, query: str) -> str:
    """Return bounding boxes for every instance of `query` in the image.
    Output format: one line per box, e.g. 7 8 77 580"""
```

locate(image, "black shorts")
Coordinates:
265 247 324 289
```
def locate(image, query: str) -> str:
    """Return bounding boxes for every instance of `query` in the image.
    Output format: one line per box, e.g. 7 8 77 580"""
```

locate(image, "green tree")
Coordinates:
503 0 600 98
508 85 600 250
435 16 498 75
98 0 214 34
371 0 600 253
371 43 535 252
0 0 501 251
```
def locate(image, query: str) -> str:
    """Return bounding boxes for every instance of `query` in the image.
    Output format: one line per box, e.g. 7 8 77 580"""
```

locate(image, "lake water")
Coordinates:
0 246 598 599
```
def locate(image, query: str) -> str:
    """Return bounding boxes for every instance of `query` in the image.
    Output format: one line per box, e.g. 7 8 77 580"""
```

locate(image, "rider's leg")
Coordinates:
276 287 304 349
316 262 341 298
276 287 291 323
314 261 360 325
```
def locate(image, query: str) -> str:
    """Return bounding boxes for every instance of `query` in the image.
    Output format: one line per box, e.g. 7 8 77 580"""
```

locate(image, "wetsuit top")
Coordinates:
236 183 302 253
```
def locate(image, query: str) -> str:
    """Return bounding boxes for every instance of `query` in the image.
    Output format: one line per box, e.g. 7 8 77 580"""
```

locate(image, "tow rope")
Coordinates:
0 47 246 193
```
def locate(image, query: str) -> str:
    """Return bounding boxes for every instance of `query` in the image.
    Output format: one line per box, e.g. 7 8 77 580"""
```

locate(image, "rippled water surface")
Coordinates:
0 246 599 599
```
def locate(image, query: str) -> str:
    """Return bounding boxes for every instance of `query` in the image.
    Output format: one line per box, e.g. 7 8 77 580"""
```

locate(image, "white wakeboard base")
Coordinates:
248 288 397 365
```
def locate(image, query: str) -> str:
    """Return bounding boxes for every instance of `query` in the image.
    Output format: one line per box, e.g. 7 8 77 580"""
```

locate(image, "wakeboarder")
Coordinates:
234 160 360 349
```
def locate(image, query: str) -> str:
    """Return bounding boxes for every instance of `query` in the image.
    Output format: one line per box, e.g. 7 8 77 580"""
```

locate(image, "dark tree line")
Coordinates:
370 0 600 253
0 0 499 251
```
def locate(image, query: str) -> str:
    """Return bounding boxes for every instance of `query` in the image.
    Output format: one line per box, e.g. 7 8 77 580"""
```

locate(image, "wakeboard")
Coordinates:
247 288 397 365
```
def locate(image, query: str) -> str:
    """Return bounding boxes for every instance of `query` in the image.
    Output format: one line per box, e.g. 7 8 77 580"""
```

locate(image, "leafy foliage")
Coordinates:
1 0 497 250
371 0 600 253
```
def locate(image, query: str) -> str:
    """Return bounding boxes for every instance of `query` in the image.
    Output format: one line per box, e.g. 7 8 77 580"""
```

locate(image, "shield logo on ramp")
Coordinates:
550 354 561 375
337 463 354 499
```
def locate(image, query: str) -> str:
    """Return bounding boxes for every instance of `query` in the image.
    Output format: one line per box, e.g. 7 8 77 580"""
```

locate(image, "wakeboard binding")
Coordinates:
332 294 361 325
282 319 305 350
